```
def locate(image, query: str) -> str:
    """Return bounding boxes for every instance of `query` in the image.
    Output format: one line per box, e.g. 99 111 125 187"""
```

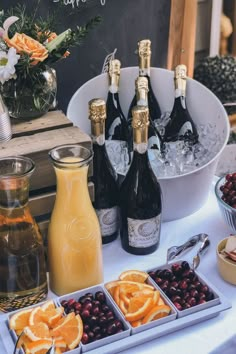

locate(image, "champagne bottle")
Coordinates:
119 106 162 255
89 98 120 244
135 76 163 151
128 39 161 124
105 59 130 176
164 64 199 144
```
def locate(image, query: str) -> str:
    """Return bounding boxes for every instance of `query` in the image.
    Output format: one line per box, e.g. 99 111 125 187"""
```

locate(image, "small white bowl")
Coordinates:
215 174 236 233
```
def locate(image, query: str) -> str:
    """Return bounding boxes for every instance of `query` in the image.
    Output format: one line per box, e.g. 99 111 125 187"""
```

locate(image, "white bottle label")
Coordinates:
179 122 193 136
96 206 119 236
127 215 161 248
108 116 121 138
105 140 129 175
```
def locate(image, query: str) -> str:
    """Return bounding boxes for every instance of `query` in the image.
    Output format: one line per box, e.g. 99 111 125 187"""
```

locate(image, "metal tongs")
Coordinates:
167 233 210 270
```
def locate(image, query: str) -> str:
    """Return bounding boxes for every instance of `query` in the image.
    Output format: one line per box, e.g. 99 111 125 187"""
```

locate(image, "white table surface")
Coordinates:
1 177 235 354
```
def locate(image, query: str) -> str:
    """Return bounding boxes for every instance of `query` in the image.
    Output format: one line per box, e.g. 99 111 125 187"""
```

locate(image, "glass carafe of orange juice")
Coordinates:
48 144 103 295
0 157 48 312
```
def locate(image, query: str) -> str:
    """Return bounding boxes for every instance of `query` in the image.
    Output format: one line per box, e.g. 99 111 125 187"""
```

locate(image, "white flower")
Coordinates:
0 16 19 38
0 47 20 84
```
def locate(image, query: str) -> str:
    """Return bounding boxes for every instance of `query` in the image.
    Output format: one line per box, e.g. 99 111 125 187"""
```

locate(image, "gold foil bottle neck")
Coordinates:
88 99 106 138
132 106 149 145
138 39 151 70
88 99 106 122
174 64 187 93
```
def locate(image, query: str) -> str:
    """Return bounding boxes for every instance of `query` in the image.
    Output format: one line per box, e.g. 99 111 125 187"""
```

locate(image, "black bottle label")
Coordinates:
107 116 122 138
127 215 161 248
96 206 119 236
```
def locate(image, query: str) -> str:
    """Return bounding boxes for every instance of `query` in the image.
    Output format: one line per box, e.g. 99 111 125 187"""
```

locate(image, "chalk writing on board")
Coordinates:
52 0 106 8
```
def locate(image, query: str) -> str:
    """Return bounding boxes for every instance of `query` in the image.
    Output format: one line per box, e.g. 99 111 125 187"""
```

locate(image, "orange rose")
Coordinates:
5 33 48 65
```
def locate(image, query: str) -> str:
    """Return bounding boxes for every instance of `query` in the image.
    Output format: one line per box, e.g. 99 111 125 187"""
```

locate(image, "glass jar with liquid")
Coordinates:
48 145 103 295
0 157 48 312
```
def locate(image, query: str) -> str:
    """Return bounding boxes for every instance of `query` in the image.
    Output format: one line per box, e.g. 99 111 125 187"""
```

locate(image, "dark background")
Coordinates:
1 0 171 113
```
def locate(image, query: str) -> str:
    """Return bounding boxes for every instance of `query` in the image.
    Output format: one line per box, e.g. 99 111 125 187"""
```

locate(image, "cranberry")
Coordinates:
169 286 177 295
198 292 206 301
179 280 188 290
81 332 89 344
107 322 117 335
171 295 181 303
101 304 109 313
84 324 90 332
99 315 107 326
93 326 101 335
89 315 98 327
190 289 199 298
67 299 76 308
81 309 90 320
95 333 102 340
181 261 190 271
171 263 182 276
61 300 68 308
200 285 209 294
88 331 95 341
113 319 123 330
187 297 197 307
206 291 214 301
163 269 173 280
173 302 182 311
83 302 93 312
92 306 100 316
95 291 106 303
198 299 206 305
154 277 163 285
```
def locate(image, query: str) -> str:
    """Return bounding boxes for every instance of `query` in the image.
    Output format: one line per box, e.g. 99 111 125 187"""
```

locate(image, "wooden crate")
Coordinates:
0 110 93 234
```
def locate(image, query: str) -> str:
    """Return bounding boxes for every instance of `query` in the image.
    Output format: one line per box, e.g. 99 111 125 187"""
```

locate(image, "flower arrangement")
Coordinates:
0 3 101 118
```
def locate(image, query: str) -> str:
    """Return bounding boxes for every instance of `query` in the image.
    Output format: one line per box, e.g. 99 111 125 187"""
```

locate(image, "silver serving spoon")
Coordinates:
192 235 210 270
166 233 208 263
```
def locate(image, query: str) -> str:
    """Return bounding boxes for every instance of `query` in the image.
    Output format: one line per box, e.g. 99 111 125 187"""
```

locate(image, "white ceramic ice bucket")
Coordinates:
67 67 230 221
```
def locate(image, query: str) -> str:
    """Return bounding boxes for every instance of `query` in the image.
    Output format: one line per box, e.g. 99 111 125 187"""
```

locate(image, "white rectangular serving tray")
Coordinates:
0 271 232 354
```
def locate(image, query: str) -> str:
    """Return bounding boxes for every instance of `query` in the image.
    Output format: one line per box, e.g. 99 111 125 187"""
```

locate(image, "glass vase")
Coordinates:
0 156 48 312
1 65 57 119
48 144 103 295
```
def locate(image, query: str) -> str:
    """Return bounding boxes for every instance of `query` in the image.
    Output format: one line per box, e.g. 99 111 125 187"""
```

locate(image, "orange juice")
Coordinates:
48 151 103 295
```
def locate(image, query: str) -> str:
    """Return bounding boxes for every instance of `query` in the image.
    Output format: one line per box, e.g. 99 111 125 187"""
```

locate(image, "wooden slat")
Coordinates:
11 110 73 137
29 182 94 217
167 0 198 77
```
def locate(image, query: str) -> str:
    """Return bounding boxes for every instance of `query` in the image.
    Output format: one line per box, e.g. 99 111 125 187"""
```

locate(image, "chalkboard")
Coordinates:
1 0 171 113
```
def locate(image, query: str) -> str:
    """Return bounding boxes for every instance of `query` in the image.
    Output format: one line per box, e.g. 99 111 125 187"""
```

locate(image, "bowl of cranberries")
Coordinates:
148 261 220 317
215 173 236 233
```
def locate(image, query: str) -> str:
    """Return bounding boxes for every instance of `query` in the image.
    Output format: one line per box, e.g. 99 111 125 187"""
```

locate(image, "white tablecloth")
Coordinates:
1 177 235 354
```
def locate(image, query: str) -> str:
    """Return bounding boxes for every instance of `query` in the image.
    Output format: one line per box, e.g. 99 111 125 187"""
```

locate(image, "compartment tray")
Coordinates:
0 289 231 354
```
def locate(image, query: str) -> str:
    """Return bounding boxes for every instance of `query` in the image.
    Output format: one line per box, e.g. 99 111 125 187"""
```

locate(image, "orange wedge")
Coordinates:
26 338 53 353
158 297 165 306
105 280 120 297
119 270 149 283
29 306 45 326
113 285 120 306
120 292 131 307
141 305 171 324
41 300 56 312
9 308 32 331
54 336 67 350
125 297 154 322
42 307 64 327
119 299 128 315
52 313 83 350
130 319 142 328
24 323 50 341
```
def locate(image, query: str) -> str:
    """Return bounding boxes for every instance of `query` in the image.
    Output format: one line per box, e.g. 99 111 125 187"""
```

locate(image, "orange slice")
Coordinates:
119 270 149 283
158 297 165 306
24 323 50 341
29 306 45 326
119 299 128 315
105 280 119 297
113 286 120 306
141 305 171 324
41 300 56 312
120 292 131 307
9 308 32 331
125 297 154 322
42 307 64 327
130 319 142 328
26 338 53 353
54 336 67 350
52 313 83 350
132 289 154 298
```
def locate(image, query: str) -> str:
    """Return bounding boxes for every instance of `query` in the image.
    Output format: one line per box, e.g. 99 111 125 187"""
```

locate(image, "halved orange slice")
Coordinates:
29 306 45 326
141 305 171 324
119 270 149 283
26 338 53 353
52 313 83 350
125 297 154 322
41 300 56 312
9 308 32 331
24 322 50 341
42 307 64 327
